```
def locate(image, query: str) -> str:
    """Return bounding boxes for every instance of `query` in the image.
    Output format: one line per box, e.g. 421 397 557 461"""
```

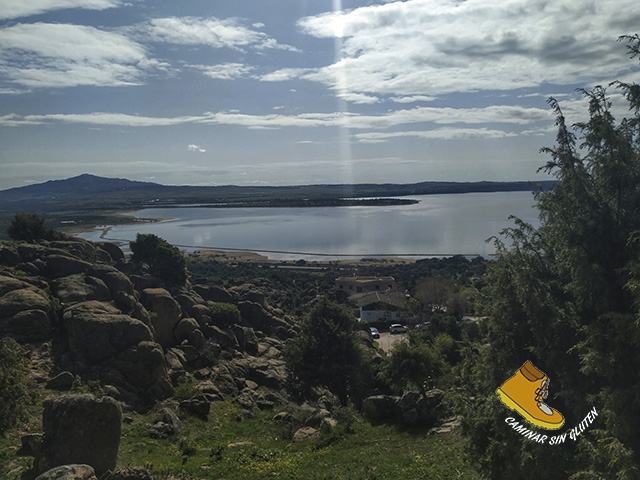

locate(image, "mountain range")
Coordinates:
0 174 554 213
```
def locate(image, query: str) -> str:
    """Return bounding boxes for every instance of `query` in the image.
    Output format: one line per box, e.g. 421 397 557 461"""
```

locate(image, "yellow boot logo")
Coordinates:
496 360 565 430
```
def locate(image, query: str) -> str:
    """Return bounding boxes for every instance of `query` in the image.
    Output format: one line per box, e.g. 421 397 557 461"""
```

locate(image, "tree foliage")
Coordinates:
0 337 31 436
130 233 187 285
7 212 64 242
461 35 640 479
283 297 366 404
382 336 444 396
208 302 240 326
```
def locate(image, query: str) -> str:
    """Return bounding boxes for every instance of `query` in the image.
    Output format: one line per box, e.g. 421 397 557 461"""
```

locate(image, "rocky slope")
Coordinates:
0 237 309 477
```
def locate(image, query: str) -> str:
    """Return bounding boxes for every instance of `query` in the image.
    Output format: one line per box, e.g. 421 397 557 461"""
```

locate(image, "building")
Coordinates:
354 291 406 323
335 276 395 295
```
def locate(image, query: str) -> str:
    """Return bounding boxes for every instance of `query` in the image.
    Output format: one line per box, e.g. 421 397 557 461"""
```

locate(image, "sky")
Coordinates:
0 0 639 190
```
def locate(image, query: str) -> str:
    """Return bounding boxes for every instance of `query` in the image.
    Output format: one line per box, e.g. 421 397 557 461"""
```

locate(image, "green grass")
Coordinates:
118 400 484 480
0 431 34 479
0 375 484 480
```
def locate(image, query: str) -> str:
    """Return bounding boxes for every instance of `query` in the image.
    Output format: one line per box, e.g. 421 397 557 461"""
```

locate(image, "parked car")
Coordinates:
368 327 380 339
389 324 407 334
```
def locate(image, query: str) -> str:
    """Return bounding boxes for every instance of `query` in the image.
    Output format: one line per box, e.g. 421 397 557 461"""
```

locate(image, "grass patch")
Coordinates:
118 400 483 480
0 431 34 479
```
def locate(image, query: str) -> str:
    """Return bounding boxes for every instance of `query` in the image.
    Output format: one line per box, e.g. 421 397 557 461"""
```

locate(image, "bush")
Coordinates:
381 338 444 395
0 337 32 435
7 212 64 242
130 233 187 285
283 298 368 404
174 377 199 401
208 302 240 326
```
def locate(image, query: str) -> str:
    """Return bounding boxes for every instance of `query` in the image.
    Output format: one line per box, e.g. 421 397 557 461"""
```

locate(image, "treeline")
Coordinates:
186 254 486 318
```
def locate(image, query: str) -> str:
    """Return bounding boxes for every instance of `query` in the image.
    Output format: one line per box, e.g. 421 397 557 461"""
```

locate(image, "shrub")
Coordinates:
283 298 368 404
174 377 199 401
7 212 64 242
381 337 444 395
0 337 32 435
208 302 241 326
130 233 187 285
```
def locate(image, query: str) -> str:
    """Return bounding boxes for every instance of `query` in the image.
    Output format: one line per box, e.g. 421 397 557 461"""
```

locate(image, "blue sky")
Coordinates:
1 0 638 190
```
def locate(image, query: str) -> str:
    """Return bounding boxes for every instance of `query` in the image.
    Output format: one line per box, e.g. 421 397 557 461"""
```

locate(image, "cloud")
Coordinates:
0 87 31 95
336 92 380 104
0 0 121 20
390 95 437 103
1 112 204 127
192 63 254 80
260 68 313 82
354 128 519 143
187 144 206 153
294 0 640 98
128 17 300 52
0 23 167 88
0 104 554 129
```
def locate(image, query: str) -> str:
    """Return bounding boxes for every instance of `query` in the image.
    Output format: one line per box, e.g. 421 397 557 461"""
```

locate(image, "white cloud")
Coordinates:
336 92 379 104
3 112 204 127
192 63 254 80
260 68 312 82
187 144 206 153
0 87 31 95
0 0 121 20
129 17 300 52
295 0 640 98
0 104 554 129
0 23 166 88
390 95 437 103
355 128 519 143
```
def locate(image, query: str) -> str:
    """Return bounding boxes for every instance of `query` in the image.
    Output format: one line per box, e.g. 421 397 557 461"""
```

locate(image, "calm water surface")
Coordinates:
78 191 540 260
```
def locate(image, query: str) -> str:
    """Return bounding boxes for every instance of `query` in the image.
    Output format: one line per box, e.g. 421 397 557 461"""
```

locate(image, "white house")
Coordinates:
354 291 406 323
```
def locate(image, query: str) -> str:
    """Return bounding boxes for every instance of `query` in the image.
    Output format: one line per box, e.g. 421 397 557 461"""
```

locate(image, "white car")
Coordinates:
389 324 407 334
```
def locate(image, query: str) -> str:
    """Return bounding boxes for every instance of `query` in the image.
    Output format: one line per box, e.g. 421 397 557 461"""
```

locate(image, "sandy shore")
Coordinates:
185 249 415 266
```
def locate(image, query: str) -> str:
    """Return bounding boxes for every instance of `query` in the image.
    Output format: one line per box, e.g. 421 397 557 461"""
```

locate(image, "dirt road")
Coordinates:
377 331 407 353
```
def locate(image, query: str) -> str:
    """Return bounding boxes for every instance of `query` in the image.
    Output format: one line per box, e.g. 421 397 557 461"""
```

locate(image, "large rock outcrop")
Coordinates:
0 238 297 413
63 301 154 365
0 275 53 342
53 274 111 304
141 288 182 347
36 394 122 476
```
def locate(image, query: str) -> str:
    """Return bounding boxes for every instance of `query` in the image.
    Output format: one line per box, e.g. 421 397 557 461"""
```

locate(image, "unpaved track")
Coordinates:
377 331 407 353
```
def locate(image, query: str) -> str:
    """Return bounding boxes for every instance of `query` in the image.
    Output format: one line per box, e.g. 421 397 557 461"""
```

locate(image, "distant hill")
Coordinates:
0 174 555 214
0 174 157 200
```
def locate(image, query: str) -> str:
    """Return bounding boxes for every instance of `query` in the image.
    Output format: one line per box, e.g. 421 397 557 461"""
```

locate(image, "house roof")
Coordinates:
353 291 406 309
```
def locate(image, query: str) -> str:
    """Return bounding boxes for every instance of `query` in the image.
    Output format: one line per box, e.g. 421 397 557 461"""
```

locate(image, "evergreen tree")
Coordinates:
462 35 640 479
283 297 365 404
7 212 64 241
130 233 187 285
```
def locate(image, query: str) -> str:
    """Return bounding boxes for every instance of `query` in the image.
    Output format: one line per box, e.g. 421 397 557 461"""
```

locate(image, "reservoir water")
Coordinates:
77 191 540 260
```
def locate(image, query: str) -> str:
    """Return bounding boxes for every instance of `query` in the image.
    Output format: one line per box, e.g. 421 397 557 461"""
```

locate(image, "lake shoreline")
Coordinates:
73 191 538 261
